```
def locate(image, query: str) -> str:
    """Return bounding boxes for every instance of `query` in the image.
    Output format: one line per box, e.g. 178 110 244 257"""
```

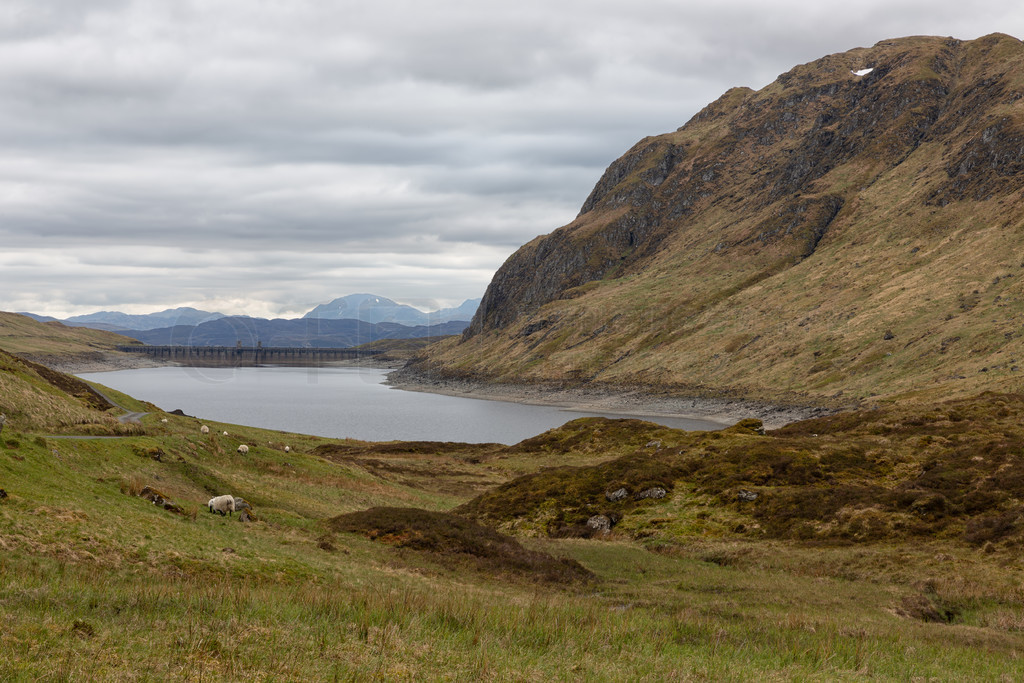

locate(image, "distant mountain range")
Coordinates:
19 307 227 331
17 294 480 349
121 316 468 348
20 295 480 331
303 294 480 326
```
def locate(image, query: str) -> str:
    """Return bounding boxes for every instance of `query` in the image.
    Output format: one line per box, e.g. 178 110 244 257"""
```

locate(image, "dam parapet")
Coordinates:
117 345 384 367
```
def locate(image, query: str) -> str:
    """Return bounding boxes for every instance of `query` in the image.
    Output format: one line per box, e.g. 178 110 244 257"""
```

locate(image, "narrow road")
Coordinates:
87 384 149 424
32 383 151 441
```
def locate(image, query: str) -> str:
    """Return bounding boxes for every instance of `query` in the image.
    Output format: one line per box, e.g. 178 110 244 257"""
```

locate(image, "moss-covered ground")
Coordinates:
1 352 1023 679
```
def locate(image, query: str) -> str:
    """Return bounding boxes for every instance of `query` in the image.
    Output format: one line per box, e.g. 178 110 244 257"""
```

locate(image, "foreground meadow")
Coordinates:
1 364 1023 679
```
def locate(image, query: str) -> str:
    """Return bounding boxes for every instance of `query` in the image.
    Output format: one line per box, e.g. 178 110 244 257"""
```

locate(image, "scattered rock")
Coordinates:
586 515 613 532
138 485 186 515
0 488 7 500
737 489 758 502
645 440 662 449
605 487 629 502
239 509 255 523
233 497 252 512
636 487 667 500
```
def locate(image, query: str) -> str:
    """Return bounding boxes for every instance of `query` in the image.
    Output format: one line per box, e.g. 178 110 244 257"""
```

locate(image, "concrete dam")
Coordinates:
118 345 384 367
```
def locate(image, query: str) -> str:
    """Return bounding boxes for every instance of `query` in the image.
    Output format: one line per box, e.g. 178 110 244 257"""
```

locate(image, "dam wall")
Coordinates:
117 345 384 367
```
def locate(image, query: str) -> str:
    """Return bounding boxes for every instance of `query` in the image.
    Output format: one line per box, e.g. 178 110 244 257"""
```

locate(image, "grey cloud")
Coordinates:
0 0 1021 317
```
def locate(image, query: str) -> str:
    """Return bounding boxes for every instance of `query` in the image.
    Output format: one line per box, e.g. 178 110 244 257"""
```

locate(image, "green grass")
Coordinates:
3 352 1024 679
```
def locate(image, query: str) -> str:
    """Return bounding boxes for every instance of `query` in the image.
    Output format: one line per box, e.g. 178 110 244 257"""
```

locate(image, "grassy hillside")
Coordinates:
0 311 142 369
423 34 1024 409
0 348 142 435
2 352 1024 678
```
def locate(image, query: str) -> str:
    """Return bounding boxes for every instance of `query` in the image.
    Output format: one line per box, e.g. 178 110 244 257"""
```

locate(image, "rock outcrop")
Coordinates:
425 34 1024 405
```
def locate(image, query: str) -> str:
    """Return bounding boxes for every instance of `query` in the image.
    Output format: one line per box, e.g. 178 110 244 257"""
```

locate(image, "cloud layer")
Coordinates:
2 0 1022 317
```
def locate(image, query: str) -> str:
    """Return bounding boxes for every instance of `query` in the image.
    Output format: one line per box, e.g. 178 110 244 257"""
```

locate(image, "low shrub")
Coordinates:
328 507 594 584
964 508 1024 546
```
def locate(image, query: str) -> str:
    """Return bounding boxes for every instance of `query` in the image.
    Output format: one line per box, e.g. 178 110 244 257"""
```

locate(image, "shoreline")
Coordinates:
42 351 833 430
44 352 406 375
385 367 834 430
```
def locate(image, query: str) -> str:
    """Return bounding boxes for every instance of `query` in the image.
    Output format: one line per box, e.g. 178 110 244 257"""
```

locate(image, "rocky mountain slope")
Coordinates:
421 34 1024 407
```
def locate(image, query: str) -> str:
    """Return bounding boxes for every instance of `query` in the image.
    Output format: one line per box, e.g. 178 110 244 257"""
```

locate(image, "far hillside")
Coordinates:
0 311 143 370
421 34 1024 409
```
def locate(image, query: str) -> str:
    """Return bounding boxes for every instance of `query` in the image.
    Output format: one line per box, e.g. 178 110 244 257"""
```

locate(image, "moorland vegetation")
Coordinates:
4 33 1024 680
2 343 1024 679
422 34 1024 410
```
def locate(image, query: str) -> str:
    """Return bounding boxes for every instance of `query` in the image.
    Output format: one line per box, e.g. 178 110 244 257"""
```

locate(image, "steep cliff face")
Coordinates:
431 34 1024 406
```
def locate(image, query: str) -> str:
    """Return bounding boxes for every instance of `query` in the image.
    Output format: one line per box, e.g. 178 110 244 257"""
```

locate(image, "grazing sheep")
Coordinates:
200 425 210 434
207 494 236 516
284 446 290 453
237 444 249 454
222 431 229 436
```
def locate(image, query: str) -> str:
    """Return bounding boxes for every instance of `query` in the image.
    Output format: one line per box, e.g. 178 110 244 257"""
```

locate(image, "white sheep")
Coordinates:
207 494 236 516
222 431 229 436
200 425 210 434
237 444 249 454
284 446 290 453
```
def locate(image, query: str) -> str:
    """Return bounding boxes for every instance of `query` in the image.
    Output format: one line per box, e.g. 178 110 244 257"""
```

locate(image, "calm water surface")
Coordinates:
78 366 727 444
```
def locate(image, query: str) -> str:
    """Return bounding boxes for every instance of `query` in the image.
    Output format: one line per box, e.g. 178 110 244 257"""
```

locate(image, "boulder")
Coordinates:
605 487 629 502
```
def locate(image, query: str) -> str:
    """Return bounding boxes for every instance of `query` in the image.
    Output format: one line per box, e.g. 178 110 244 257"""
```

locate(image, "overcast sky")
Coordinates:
1 1 1021 318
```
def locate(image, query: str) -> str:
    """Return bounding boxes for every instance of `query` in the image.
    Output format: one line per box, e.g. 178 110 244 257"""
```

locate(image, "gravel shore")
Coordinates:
27 352 174 375
45 351 832 429
45 353 405 375
385 367 833 430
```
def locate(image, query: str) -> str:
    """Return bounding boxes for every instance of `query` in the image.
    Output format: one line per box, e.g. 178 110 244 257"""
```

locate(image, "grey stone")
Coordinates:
586 515 612 532
606 487 629 502
636 487 667 500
